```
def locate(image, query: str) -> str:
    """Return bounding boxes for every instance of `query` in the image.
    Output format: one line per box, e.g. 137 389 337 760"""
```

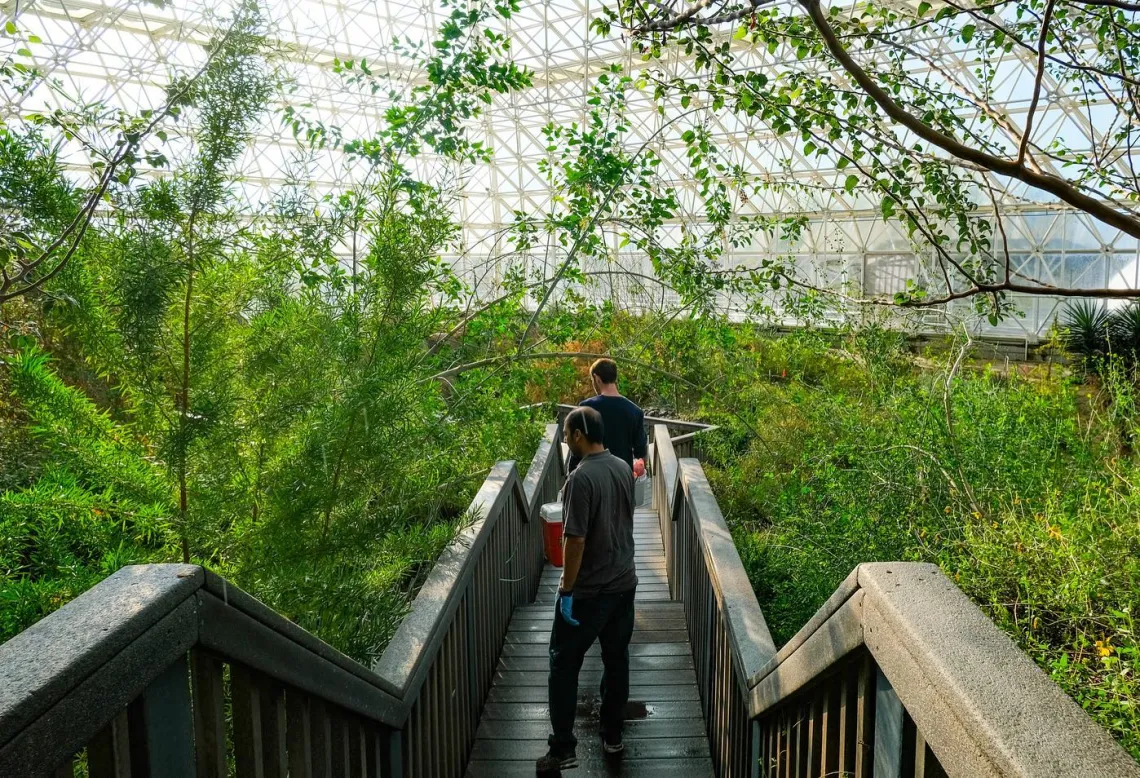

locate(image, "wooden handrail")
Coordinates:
652 424 1140 778
372 461 528 703
0 421 567 777
677 458 776 690
747 563 1140 778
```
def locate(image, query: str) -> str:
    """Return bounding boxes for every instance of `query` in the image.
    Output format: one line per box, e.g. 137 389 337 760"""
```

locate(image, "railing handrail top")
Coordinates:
373 419 562 703
653 424 680 514
0 563 204 746
677 458 776 682
667 428 718 445
372 460 526 699
0 562 410 756
748 561 1140 778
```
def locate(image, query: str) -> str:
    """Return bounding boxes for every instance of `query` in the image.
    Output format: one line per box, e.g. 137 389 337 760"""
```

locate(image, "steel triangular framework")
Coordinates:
3 0 1137 340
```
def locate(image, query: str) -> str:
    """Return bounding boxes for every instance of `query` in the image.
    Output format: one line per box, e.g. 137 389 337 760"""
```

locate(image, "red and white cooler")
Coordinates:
540 502 564 567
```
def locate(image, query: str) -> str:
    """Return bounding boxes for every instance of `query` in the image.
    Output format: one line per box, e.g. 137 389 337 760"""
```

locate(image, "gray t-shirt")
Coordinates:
562 450 638 598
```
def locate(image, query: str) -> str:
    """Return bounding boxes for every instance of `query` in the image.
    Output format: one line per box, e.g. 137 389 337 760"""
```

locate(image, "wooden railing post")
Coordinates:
191 650 227 778
86 711 131 778
129 653 195 778
750 719 761 778
873 668 903 778
379 726 403 778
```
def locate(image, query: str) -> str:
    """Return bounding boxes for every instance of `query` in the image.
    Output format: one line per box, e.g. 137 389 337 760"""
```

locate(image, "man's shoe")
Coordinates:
601 733 624 755
536 746 578 773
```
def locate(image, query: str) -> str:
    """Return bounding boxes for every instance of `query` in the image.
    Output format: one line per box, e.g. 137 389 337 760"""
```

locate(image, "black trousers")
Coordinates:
547 588 636 749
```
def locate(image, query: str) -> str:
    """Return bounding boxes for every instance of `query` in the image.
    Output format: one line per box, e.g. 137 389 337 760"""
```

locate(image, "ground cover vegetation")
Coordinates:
483 312 1139 759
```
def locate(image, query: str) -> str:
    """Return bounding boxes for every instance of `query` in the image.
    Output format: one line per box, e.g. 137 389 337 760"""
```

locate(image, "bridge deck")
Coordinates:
465 504 715 777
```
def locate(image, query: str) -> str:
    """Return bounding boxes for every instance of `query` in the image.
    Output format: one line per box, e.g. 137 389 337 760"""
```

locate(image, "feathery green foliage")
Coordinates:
0 0 541 662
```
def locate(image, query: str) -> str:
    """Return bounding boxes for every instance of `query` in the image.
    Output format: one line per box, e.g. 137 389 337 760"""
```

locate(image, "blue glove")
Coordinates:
558 590 580 626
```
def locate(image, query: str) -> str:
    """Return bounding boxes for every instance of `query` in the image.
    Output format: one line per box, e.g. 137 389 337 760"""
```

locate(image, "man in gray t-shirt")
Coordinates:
538 406 638 774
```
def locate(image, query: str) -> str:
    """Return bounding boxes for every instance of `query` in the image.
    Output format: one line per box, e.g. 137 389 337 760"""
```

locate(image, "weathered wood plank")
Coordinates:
231 664 265 778
504 630 688 644
533 591 674 605
513 602 683 618
466 758 716 777
474 718 707 741
493 670 695 687
495 655 693 672
499 641 692 659
190 652 226 778
479 700 704 721
470 736 710 761
507 617 685 633
486 684 703 704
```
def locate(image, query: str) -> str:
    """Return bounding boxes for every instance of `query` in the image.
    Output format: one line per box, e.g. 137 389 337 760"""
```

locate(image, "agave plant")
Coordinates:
1062 299 1111 367
1109 302 1140 365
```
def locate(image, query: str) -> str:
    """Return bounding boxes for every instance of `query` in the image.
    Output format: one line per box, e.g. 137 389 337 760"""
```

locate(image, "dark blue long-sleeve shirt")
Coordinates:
567 394 647 473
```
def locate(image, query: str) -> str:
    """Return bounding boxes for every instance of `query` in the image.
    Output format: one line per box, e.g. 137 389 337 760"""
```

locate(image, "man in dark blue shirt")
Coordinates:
567 359 647 474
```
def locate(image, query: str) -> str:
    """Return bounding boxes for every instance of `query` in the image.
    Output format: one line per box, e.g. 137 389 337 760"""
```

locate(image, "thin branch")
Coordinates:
1067 0 1140 12
1018 0 1056 166
515 108 699 354
0 23 244 304
799 0 1140 240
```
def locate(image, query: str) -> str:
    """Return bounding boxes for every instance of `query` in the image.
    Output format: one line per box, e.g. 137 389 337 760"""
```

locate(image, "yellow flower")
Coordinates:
1096 638 1113 658
1048 525 1063 540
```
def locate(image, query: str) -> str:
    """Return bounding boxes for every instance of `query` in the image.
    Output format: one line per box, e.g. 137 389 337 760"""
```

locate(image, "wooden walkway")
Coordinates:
465 503 715 777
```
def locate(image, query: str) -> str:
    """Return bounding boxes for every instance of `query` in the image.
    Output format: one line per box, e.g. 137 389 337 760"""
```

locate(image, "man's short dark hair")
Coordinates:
590 358 618 385
565 406 605 444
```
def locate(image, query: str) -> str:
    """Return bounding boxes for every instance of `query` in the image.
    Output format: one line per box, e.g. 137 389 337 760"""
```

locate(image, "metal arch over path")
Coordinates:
1 413 1137 778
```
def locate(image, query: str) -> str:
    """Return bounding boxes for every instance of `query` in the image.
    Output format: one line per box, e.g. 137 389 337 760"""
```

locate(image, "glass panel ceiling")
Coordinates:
2 0 1137 337
5 0 1104 212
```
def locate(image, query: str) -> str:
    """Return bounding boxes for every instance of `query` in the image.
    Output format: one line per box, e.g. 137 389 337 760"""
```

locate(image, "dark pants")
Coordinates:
548 588 636 749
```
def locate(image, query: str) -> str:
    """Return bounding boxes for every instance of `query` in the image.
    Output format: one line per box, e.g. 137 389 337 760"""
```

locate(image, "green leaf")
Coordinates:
733 24 749 40
4 21 16 34
881 197 896 220
845 174 859 193
961 24 976 43
917 1 931 16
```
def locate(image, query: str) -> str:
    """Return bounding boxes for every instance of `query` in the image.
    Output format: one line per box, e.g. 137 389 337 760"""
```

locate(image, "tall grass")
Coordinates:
688 328 1139 759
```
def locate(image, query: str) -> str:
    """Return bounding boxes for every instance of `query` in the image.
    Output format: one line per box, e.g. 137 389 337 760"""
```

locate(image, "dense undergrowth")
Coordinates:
572 320 1140 758
460 309 1137 757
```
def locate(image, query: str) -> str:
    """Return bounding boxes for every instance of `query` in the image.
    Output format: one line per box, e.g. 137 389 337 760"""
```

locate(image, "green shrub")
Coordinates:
693 329 1140 759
